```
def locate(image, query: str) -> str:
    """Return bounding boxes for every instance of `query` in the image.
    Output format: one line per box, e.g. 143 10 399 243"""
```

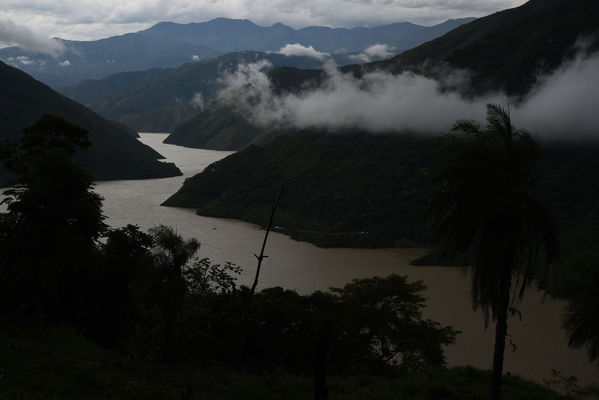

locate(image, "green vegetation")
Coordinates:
163 130 436 247
163 128 599 253
427 104 559 400
164 104 290 150
0 62 181 185
0 327 573 400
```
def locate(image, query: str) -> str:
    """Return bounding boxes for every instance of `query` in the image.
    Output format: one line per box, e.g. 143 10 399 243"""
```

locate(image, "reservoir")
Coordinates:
95 133 598 387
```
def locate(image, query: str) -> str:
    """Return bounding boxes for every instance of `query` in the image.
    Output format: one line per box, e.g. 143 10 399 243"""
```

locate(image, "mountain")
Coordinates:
0 35 221 88
143 17 475 54
0 61 181 184
376 0 599 95
163 129 599 253
163 130 436 247
59 51 329 133
0 18 473 89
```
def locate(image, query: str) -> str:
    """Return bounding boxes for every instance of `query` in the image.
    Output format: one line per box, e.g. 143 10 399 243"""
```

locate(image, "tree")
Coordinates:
149 224 200 361
0 115 106 322
92 225 155 346
237 275 456 400
427 104 559 400
562 262 599 365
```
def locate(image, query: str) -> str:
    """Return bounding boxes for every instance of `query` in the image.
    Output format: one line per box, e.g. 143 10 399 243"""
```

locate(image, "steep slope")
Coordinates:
163 131 435 247
164 0 599 151
163 129 599 253
376 0 599 95
163 67 323 149
0 61 181 184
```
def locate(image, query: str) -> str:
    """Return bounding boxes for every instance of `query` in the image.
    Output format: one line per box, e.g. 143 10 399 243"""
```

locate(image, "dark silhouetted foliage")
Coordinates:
427 104 559 400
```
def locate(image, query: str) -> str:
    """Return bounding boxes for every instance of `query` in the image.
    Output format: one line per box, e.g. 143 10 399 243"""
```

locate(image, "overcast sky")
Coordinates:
2 0 527 42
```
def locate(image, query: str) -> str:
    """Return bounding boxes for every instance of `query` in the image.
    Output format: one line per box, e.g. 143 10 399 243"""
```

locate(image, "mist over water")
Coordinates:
217 51 599 138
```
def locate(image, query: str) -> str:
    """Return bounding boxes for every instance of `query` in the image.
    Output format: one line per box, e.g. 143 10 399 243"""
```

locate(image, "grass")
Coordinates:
0 325 580 400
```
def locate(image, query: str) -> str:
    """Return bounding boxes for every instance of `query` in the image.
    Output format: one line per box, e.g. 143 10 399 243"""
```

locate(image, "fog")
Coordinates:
516 53 599 138
217 51 599 138
0 19 65 57
349 44 395 63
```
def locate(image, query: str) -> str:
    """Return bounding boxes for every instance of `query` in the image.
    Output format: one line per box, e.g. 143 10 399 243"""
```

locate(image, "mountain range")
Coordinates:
0 18 474 88
162 0 599 151
141 17 474 54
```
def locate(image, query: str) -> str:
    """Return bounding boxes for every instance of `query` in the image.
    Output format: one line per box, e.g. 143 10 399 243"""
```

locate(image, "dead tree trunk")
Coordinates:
250 185 285 296
239 185 285 369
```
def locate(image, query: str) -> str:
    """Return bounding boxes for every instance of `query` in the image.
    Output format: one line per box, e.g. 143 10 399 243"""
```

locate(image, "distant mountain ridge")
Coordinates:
0 17 474 88
0 61 181 184
142 17 475 53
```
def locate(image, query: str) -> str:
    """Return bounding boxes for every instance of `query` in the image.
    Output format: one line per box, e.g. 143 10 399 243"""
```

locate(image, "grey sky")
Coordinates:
2 0 527 42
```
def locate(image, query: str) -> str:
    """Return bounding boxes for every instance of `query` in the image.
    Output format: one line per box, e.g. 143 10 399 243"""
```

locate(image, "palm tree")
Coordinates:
427 104 559 400
563 291 599 365
149 225 200 361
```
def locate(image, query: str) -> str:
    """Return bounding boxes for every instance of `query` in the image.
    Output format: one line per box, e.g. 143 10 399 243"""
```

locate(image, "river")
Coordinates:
94 133 597 387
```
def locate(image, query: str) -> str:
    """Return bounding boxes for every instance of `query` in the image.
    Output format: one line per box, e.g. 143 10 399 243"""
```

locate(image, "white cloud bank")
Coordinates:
278 43 331 61
216 52 599 139
0 19 64 57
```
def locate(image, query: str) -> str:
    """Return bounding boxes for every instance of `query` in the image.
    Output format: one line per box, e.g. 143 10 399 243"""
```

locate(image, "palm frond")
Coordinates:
452 119 484 136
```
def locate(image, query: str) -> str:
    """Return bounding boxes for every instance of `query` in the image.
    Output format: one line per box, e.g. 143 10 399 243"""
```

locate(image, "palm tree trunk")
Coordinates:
491 270 512 400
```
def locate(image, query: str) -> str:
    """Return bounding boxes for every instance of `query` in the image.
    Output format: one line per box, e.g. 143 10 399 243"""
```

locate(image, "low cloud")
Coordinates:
0 18 65 57
59 59 71 66
216 51 599 139
192 54 200 61
190 92 205 110
515 53 599 138
349 44 395 63
278 43 331 61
